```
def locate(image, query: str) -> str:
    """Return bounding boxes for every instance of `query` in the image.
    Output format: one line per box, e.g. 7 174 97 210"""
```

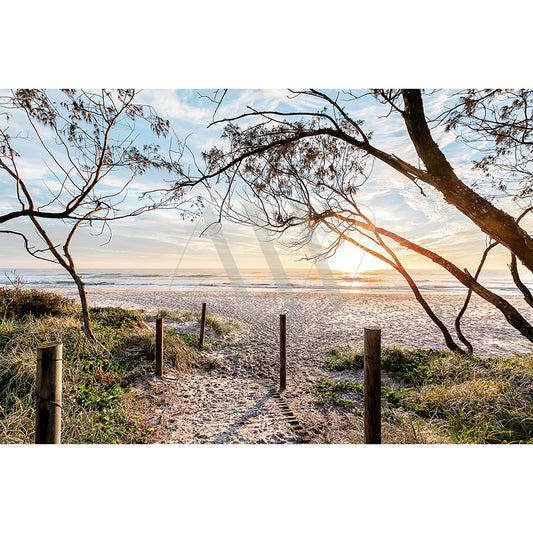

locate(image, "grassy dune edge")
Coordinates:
315 345 533 444
0 289 232 444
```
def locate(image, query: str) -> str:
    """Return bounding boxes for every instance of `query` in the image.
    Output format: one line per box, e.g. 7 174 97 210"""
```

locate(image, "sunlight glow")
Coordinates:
326 242 385 275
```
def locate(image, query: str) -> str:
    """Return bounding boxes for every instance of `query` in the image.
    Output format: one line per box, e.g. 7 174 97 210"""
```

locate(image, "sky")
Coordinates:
1 88 530 276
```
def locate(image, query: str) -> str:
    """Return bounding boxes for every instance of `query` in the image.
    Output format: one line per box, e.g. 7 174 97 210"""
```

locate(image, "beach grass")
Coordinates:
0 289 207 444
148 308 243 339
318 345 533 444
323 344 364 372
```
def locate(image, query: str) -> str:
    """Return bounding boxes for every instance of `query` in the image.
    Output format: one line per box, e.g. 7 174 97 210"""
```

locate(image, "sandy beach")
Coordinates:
49 287 533 443
50 287 533 357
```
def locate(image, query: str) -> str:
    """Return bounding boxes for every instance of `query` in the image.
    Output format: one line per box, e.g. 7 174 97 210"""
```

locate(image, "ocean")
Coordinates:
1 267 532 295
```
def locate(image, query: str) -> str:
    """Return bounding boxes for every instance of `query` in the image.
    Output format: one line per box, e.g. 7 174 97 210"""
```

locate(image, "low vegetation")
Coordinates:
0 288 213 444
318 344 533 444
150 309 243 339
0 286 75 320
313 378 363 409
322 344 364 372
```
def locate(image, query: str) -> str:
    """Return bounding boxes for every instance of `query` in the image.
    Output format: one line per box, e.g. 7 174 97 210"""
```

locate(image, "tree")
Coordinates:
166 89 533 352
0 89 184 343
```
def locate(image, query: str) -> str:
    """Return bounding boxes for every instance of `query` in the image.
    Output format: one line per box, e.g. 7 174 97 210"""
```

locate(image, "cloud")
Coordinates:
138 90 211 124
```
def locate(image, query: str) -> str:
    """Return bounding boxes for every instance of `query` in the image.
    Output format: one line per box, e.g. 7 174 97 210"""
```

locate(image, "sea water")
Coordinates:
1 267 531 295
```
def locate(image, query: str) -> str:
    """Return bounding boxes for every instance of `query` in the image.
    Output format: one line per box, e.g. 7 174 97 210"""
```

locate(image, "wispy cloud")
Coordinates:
139 90 211 124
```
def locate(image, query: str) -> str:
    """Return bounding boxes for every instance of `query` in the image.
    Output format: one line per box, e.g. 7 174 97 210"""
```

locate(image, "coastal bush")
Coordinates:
171 330 201 348
322 345 446 383
0 314 146 443
381 347 447 385
165 330 229 352
204 311 241 337
318 345 533 444
154 309 195 322
0 287 75 319
312 377 420 414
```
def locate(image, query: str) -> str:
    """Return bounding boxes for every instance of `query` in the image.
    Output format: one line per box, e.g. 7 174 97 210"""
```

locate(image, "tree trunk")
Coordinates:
71 270 98 345
453 244 496 354
401 89 533 274
397 263 465 354
510 254 533 308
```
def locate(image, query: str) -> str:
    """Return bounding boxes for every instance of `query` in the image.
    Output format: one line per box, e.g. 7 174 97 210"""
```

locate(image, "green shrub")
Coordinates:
312 378 364 408
155 309 195 321
204 312 241 337
322 344 364 371
0 287 75 319
150 309 242 338
128 330 205 374
381 347 447 385
322 344 448 384
88 307 145 330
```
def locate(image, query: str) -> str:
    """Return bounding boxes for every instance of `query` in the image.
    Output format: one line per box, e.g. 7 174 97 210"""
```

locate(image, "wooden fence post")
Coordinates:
35 342 63 444
364 327 381 444
156 317 163 377
280 314 286 391
199 302 207 350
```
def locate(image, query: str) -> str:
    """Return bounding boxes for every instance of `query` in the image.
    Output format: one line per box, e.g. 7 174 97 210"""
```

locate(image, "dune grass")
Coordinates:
322 344 364 372
151 308 243 339
0 290 208 444
318 344 533 444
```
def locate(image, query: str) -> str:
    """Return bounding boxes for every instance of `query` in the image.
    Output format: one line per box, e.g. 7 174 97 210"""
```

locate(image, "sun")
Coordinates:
327 242 385 274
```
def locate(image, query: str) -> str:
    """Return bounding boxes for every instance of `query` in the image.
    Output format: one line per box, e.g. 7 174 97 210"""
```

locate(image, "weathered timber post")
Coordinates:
35 342 63 444
364 327 381 444
280 314 286 391
156 317 163 377
199 302 207 350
